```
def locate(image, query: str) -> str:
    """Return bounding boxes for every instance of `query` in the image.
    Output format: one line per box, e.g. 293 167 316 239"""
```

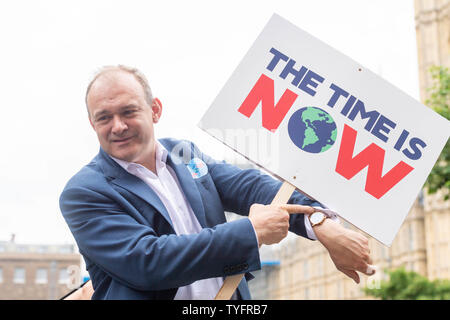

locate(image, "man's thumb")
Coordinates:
341 269 360 284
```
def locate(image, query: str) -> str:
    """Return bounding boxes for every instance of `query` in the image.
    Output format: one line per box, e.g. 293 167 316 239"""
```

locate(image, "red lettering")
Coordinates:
335 124 414 199
238 74 298 132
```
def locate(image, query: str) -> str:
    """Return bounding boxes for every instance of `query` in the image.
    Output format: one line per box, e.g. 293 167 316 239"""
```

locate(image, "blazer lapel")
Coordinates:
97 148 174 228
165 151 207 228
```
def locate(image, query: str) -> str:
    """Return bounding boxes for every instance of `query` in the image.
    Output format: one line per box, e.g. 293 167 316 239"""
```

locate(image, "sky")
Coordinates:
0 0 420 245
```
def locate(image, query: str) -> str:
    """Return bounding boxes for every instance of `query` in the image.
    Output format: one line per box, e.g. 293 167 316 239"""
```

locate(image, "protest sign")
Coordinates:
199 14 450 246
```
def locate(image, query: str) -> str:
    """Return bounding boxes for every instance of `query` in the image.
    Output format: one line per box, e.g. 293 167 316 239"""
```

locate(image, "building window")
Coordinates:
318 255 324 276
381 246 388 260
14 267 25 284
58 246 72 254
37 246 48 254
336 281 342 299
418 190 424 207
303 261 309 280
59 268 69 284
304 287 309 300
17 246 27 253
408 223 414 251
319 285 324 299
35 268 48 284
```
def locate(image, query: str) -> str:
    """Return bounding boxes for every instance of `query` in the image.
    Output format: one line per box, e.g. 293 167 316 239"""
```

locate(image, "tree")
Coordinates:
424 66 450 199
364 267 450 300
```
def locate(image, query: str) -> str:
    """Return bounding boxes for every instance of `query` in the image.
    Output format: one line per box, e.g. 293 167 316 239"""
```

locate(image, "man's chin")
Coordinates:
109 148 136 163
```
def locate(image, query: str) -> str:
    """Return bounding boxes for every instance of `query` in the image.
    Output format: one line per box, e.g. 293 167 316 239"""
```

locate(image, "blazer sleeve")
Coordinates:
190 142 324 240
59 184 260 292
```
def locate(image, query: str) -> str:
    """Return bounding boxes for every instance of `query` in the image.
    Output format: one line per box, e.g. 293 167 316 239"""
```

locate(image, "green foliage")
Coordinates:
364 267 450 300
424 66 450 200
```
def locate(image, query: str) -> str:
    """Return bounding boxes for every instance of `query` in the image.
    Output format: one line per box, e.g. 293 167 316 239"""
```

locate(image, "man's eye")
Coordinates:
124 110 136 116
96 116 110 122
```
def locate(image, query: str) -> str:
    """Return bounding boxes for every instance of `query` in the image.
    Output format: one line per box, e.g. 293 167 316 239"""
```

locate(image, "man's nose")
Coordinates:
111 116 128 135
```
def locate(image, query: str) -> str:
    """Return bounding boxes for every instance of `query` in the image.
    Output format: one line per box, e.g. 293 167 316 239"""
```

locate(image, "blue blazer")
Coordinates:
59 138 321 300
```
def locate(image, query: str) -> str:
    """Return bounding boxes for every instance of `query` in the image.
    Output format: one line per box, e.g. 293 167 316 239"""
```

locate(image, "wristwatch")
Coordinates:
308 211 328 227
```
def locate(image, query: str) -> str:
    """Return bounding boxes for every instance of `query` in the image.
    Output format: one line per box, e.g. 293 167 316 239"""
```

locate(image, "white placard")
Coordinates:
199 14 450 246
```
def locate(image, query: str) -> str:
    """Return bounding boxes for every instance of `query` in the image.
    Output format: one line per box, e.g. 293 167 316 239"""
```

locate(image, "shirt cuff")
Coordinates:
304 207 340 240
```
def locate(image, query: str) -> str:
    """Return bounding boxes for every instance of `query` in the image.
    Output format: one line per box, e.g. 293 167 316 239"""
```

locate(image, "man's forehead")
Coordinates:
88 70 145 104
92 70 141 93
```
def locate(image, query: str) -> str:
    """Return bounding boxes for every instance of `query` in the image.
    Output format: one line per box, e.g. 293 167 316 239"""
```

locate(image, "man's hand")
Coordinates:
314 218 375 283
249 204 315 246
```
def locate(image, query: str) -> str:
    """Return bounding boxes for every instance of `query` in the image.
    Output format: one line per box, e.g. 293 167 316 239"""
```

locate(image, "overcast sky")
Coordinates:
0 0 419 245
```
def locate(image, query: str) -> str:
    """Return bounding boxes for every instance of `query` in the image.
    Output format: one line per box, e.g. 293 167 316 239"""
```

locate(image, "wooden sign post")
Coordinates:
215 181 296 300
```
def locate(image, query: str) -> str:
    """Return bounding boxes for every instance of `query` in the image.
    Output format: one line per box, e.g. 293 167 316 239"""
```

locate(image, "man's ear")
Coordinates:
88 115 95 130
151 98 163 123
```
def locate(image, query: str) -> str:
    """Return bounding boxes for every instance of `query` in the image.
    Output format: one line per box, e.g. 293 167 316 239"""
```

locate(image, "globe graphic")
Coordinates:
288 107 337 153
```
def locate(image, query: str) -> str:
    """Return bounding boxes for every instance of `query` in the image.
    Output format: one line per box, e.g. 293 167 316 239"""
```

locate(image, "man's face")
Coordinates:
87 70 162 165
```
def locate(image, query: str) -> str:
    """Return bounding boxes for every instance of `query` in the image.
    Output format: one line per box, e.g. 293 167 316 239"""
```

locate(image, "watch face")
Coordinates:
310 212 325 225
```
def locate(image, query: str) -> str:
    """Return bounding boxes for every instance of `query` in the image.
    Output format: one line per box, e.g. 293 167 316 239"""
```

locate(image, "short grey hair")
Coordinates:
85 65 153 115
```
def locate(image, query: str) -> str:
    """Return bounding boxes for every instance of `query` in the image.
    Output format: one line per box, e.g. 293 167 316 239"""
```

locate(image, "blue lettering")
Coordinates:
298 70 325 97
267 47 289 71
279 59 308 86
394 129 410 151
341 95 357 116
327 83 349 108
348 100 380 132
403 137 427 160
371 115 397 143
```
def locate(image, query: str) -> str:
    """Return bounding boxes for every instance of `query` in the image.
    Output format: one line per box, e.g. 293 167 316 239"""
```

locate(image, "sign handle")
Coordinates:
214 180 296 300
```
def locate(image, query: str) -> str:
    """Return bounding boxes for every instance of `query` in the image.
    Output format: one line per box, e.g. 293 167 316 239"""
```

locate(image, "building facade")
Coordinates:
0 239 82 300
415 0 450 282
415 0 450 101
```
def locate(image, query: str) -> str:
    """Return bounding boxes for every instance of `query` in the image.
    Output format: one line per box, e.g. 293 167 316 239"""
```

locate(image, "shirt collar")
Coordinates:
110 140 168 174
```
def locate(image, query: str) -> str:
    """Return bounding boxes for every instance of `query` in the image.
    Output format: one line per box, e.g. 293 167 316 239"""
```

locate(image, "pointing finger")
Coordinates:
280 204 315 215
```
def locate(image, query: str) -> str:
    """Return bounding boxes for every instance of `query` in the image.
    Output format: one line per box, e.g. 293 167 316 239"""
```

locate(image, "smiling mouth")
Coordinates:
112 136 134 143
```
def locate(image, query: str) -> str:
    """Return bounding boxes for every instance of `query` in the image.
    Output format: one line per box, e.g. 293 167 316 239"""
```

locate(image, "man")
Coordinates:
60 65 374 300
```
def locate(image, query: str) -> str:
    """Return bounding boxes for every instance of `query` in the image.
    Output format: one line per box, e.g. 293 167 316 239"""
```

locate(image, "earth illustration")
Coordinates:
287 106 337 153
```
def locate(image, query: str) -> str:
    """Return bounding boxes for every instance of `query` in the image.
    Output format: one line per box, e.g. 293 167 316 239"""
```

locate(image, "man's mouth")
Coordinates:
112 136 134 143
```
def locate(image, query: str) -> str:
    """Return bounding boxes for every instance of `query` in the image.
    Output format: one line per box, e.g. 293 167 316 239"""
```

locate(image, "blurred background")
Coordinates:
0 0 448 299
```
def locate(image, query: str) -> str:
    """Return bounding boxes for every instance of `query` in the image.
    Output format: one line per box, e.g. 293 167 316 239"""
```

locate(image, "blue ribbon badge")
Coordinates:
186 157 208 179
